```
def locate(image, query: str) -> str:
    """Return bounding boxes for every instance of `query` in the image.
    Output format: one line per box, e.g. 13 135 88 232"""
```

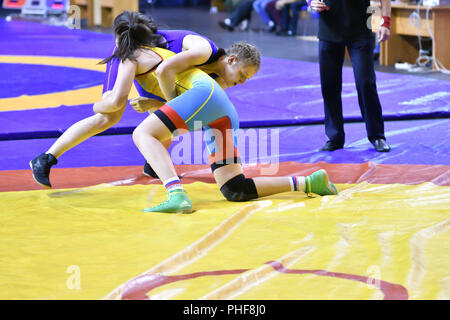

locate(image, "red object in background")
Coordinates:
51 0 64 9
3 0 27 8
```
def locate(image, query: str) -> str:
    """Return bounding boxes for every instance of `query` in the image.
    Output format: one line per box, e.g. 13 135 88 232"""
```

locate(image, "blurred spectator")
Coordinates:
218 0 255 31
266 0 283 29
275 0 307 36
225 0 248 12
139 0 150 13
253 0 276 32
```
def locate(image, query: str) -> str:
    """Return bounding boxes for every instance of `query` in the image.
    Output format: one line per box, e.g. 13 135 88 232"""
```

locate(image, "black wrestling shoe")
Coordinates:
319 141 344 152
29 153 58 188
143 162 183 180
372 139 391 152
143 161 159 178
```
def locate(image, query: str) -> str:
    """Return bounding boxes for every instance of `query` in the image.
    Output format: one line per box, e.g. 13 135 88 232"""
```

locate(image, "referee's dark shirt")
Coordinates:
318 0 373 42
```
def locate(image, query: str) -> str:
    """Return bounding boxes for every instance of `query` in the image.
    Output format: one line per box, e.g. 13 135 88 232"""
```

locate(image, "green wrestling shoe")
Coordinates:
305 169 338 196
142 189 193 214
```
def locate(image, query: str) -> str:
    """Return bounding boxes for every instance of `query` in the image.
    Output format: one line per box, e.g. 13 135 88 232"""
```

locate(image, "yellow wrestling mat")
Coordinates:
0 182 449 300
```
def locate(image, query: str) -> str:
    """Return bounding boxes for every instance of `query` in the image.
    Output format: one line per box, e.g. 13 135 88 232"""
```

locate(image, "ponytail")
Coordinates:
99 11 165 65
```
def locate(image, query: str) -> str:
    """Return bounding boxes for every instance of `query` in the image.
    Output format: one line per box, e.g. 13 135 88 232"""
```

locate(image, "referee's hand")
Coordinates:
377 26 390 42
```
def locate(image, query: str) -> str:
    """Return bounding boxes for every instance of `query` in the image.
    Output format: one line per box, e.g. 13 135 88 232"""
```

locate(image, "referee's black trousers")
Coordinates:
319 36 386 145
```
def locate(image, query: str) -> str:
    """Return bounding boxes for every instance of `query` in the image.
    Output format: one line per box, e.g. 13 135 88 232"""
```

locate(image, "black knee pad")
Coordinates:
220 174 258 202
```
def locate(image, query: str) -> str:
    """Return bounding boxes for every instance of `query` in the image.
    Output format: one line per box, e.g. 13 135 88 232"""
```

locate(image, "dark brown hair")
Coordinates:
99 11 165 64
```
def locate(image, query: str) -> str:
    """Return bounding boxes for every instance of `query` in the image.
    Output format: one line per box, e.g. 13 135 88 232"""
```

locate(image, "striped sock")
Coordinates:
163 177 184 193
289 176 306 192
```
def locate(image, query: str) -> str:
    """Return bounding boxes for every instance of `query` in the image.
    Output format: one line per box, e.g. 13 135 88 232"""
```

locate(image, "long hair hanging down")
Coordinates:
99 11 166 65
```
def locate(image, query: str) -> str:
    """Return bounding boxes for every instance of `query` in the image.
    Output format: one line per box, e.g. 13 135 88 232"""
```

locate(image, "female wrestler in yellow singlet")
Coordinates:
32 11 338 213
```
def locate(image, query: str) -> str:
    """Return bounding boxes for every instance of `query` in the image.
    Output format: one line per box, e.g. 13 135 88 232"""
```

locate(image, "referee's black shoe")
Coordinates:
372 138 391 152
319 141 344 152
30 153 57 188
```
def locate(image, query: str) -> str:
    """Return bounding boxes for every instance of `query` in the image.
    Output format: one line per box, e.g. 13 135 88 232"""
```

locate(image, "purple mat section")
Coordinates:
1 57 449 139
0 19 112 58
1 18 449 140
0 104 148 140
227 57 450 126
1 119 449 170
0 63 103 98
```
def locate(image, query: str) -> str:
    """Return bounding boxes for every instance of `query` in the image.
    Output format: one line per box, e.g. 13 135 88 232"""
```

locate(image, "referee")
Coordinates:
311 0 392 152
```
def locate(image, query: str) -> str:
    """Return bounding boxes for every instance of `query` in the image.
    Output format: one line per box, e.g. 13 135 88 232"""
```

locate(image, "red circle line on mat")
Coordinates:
121 261 408 300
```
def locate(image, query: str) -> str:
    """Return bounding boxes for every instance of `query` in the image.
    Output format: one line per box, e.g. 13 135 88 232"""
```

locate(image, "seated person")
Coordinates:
219 0 255 31
275 0 307 36
253 0 277 32
266 0 283 30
